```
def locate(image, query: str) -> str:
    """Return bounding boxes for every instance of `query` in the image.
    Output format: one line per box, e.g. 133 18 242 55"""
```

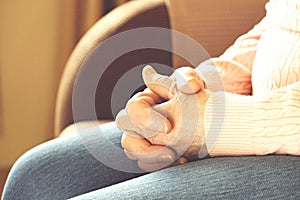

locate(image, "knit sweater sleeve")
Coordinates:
204 81 300 157
196 18 270 95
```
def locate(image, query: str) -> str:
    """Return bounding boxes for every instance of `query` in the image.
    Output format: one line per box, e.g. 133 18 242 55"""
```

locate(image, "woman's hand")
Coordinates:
117 66 205 138
116 66 207 171
148 86 210 161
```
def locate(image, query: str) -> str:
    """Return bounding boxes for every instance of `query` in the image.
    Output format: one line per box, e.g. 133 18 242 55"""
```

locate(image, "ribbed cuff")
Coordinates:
204 92 255 157
196 60 225 92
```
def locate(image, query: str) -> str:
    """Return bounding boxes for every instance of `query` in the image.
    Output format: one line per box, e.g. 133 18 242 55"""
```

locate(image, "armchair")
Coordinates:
55 0 267 136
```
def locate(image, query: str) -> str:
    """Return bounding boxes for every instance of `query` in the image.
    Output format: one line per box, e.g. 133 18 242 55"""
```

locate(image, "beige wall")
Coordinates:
0 0 61 167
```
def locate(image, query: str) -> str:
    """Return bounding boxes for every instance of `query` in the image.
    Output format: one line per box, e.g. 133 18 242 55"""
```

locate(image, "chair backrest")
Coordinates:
55 0 268 135
55 0 170 135
167 0 268 68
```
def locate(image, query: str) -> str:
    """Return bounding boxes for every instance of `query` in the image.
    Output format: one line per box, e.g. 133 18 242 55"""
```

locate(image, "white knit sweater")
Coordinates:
198 0 300 156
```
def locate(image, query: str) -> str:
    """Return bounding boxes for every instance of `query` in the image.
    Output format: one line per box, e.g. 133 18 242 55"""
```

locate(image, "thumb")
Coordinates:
172 67 205 94
142 65 176 100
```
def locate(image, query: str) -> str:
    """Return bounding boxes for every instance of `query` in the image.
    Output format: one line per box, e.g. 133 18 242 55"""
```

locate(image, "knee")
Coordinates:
2 148 41 199
2 136 78 200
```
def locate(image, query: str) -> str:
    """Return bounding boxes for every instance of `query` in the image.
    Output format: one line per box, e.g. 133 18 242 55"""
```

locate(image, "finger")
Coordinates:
138 157 188 172
117 109 165 135
168 156 189 167
142 65 176 100
116 88 171 135
173 67 205 94
124 149 138 160
130 87 163 105
115 109 137 132
125 91 172 136
121 132 176 163
152 96 177 120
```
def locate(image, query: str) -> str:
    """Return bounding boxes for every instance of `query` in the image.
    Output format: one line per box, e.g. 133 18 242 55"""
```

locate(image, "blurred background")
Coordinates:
0 0 129 195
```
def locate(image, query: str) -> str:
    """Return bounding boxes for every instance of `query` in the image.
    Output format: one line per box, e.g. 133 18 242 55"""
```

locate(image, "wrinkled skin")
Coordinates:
116 66 209 171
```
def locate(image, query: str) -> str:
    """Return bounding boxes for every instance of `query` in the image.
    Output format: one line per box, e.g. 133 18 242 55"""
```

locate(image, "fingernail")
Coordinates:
163 124 169 134
162 121 172 134
159 154 174 162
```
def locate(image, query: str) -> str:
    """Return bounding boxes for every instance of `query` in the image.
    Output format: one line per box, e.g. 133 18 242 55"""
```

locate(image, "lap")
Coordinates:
71 155 300 200
3 122 300 200
2 122 143 200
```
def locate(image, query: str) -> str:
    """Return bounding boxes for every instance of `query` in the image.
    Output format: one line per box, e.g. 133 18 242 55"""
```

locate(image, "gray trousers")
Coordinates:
2 123 300 200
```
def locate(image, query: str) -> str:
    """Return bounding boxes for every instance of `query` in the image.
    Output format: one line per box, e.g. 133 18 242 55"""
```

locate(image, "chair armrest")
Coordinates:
59 120 113 137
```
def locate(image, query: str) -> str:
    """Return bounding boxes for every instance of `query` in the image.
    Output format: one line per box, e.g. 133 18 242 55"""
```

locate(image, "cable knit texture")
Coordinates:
205 84 300 156
253 82 300 155
201 0 300 157
197 18 269 95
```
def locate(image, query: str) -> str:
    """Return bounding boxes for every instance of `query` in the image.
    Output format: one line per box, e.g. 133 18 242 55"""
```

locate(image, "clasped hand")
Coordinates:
116 66 210 171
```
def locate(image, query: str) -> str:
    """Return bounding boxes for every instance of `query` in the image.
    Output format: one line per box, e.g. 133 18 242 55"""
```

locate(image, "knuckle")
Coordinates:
128 92 144 102
115 109 126 122
127 108 151 127
121 132 143 150
126 99 146 117
126 92 144 110
126 100 139 113
120 134 130 149
115 110 131 130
